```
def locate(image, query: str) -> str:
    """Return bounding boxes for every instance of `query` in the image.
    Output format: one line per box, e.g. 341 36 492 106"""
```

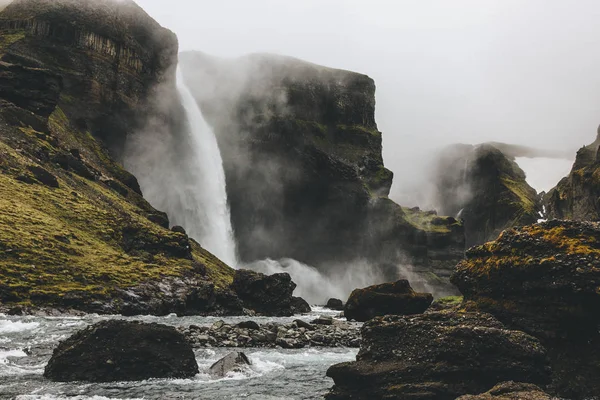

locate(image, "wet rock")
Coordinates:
231 269 297 316
344 279 433 322
451 220 600 399
208 351 251 378
171 225 187 235
237 321 260 330
52 152 96 180
326 298 344 311
457 382 555 400
293 319 315 331
326 311 550 400
44 320 198 382
291 296 311 314
27 165 58 188
311 315 334 325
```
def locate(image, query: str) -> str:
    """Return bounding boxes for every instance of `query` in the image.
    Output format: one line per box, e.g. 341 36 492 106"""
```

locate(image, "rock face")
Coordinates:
457 382 555 400
451 220 600 399
326 311 550 400
179 52 465 293
0 0 241 314
434 143 540 247
344 280 433 322
232 269 305 316
44 320 199 382
545 130 600 221
208 352 251 378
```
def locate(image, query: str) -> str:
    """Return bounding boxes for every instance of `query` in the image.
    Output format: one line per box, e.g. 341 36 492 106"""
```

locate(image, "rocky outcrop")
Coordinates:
179 52 465 292
433 143 540 247
344 280 433 322
181 318 361 349
44 320 199 382
208 352 251 378
232 269 308 316
326 311 550 400
545 130 600 221
457 382 555 400
0 0 240 315
451 220 600 399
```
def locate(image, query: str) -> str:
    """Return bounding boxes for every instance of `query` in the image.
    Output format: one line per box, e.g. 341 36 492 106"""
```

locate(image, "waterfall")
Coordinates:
124 66 237 267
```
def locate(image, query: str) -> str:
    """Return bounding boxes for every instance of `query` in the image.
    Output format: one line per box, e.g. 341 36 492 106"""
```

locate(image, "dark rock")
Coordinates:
171 225 187 235
100 178 129 197
208 352 251 378
44 320 198 382
147 212 170 229
237 321 260 330
291 296 311 314
231 269 297 316
451 220 600 399
326 298 344 310
15 173 36 184
433 143 540 247
344 280 433 322
51 152 96 180
326 311 551 400
27 165 58 188
457 382 555 400
311 316 334 325
293 319 315 331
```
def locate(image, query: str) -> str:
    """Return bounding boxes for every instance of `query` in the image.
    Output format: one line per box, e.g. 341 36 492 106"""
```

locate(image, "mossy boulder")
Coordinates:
544 129 600 221
457 382 555 400
451 220 600 399
344 280 433 322
326 311 550 400
434 143 540 247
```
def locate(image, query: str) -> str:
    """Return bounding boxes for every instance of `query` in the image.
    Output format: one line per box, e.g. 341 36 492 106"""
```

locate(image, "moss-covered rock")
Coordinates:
0 0 238 315
434 143 540 247
544 129 600 221
451 220 600 399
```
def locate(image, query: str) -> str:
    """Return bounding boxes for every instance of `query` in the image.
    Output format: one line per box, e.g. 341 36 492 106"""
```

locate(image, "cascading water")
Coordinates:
173 67 237 266
124 66 237 267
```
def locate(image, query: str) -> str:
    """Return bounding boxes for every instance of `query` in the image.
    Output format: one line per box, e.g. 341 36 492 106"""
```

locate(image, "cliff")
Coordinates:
180 52 464 292
544 129 600 221
0 0 238 314
433 143 540 247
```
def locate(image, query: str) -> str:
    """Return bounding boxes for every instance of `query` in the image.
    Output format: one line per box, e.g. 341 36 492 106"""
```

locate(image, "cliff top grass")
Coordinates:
402 207 461 233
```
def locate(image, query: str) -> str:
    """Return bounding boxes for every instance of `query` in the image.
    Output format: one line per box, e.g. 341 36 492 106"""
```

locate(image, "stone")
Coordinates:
293 319 315 331
457 382 555 400
171 225 187 235
237 321 260 330
44 320 199 382
326 311 550 400
231 269 297 316
344 280 433 322
326 298 344 311
451 220 600 399
208 352 251 378
27 165 58 188
311 315 334 325
291 296 311 314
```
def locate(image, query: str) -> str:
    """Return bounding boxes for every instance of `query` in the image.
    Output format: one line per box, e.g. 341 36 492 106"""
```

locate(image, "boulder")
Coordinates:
451 220 600 399
457 382 555 400
27 165 59 188
344 280 433 322
326 311 550 400
311 315 334 325
231 269 297 316
237 321 260 330
291 296 311 314
44 320 199 382
208 352 251 378
326 298 344 310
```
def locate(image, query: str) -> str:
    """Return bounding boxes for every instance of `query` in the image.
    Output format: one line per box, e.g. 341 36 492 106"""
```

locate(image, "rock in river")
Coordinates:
44 320 199 382
344 279 433 322
208 352 251 378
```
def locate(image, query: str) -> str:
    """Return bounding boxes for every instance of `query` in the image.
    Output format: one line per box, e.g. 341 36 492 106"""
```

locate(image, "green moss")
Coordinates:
500 175 537 214
433 296 463 307
0 30 25 54
401 207 460 233
337 124 380 136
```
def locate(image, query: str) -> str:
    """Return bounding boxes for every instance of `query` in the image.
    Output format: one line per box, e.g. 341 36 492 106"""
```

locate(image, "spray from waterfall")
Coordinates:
124 66 237 266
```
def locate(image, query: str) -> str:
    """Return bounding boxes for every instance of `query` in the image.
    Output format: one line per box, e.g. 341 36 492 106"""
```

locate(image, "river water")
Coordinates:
0 308 357 400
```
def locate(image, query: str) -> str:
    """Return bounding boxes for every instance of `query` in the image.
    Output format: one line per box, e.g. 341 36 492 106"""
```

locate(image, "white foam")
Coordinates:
0 319 40 334
16 396 145 400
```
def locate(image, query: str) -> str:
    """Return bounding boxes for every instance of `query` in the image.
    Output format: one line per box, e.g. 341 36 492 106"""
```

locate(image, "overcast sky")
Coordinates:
135 0 600 202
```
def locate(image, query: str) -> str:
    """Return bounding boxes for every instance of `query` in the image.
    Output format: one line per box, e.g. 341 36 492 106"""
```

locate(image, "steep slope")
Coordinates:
544 129 600 220
180 52 464 292
0 0 236 314
433 143 540 247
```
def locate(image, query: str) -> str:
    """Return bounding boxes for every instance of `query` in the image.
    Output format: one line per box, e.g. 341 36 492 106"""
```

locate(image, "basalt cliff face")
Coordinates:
545 130 600 221
180 52 464 291
433 143 540 248
0 0 240 314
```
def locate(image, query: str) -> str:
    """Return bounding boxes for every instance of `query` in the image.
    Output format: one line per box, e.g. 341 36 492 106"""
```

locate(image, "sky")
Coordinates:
135 0 600 204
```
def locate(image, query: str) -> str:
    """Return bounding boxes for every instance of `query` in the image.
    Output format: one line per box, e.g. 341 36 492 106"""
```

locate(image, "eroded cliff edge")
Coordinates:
180 52 464 292
0 0 238 314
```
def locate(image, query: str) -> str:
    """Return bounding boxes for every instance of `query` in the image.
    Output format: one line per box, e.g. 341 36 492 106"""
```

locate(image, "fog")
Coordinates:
133 0 600 205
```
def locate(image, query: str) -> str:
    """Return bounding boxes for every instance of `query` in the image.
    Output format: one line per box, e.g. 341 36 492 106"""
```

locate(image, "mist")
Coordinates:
133 0 600 206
